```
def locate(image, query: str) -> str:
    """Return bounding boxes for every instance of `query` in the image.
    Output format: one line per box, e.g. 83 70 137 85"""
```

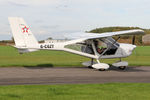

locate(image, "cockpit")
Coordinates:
94 37 120 55
67 37 120 56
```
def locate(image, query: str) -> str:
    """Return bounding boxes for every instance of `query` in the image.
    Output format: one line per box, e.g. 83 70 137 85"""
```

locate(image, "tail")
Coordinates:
8 17 39 53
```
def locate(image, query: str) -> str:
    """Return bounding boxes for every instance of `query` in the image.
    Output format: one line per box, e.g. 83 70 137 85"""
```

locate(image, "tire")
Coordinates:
88 66 93 69
99 68 106 71
118 66 126 70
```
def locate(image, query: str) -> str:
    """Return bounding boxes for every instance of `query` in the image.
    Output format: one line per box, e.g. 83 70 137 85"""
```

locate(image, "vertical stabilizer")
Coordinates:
8 17 38 48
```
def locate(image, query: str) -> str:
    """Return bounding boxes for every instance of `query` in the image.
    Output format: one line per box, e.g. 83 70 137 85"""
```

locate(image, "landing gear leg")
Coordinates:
119 58 121 62
88 58 94 69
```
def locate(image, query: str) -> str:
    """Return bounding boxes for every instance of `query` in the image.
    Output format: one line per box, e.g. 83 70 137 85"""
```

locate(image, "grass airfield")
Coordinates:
0 83 150 100
0 46 150 67
0 46 150 100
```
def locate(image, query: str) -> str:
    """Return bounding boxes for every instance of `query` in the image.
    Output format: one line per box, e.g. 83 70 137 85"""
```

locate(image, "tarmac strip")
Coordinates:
0 66 150 85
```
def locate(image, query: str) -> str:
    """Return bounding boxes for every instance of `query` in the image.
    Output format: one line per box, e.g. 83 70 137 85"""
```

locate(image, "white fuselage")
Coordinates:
17 41 136 60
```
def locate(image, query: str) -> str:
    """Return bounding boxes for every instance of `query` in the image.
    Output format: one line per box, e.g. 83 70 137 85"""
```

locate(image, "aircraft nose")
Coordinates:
129 45 136 53
132 45 136 49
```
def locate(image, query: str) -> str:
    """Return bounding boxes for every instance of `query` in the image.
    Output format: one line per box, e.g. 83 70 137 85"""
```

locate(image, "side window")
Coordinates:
95 37 119 55
94 40 107 54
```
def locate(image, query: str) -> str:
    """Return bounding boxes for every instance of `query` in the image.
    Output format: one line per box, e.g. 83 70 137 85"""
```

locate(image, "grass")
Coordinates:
0 46 149 67
0 47 150 100
0 83 150 100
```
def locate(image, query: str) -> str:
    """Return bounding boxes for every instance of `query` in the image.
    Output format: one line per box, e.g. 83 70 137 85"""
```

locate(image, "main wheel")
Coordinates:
99 68 106 71
118 66 126 70
88 66 93 69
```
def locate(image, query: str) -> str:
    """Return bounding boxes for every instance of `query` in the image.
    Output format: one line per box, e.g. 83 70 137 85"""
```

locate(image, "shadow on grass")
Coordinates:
24 64 53 69
109 66 148 72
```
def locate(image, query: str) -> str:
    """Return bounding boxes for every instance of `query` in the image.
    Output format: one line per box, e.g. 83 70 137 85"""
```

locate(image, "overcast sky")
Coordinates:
0 0 150 40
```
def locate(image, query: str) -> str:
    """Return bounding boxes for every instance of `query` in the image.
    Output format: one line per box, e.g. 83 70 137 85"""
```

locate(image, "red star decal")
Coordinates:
22 26 29 33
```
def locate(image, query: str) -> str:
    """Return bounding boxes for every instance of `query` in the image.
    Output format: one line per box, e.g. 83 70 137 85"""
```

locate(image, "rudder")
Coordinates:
8 17 39 48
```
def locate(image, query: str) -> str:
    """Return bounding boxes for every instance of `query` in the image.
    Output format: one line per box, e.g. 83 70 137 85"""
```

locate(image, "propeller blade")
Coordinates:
132 35 135 45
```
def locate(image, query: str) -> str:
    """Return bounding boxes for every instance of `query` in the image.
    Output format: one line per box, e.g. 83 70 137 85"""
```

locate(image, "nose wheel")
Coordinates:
118 66 126 70
112 60 128 70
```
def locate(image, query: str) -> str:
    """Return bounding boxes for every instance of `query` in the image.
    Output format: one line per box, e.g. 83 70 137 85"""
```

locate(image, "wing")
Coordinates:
64 29 144 41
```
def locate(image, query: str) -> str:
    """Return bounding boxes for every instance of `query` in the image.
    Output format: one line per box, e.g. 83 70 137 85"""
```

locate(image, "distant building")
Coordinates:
142 34 150 45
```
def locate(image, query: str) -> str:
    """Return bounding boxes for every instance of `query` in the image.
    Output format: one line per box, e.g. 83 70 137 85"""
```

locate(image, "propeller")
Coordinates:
132 35 136 45
132 35 140 59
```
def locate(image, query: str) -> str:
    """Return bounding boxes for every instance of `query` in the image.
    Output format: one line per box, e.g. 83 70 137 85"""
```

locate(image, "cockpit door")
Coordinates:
95 37 120 56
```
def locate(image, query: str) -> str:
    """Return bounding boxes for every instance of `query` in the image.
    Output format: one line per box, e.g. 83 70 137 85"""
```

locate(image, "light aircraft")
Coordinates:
8 17 144 71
